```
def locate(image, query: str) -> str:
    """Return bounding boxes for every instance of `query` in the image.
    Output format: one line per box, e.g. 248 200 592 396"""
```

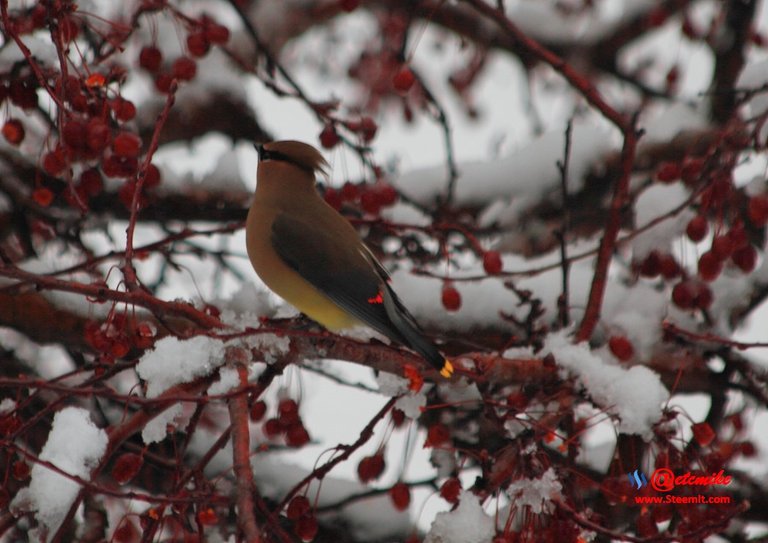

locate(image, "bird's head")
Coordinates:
256 140 330 177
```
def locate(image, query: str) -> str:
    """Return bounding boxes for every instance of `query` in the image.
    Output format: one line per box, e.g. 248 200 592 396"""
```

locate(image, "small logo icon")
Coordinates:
628 469 648 489
651 467 675 492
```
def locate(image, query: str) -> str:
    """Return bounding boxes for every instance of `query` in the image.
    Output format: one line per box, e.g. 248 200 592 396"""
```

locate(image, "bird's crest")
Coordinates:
257 140 330 176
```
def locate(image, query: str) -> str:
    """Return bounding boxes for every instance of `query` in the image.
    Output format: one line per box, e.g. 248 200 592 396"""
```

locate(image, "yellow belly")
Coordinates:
246 206 358 330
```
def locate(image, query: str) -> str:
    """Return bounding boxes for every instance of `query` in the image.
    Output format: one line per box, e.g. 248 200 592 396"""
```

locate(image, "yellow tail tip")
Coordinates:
439 360 454 378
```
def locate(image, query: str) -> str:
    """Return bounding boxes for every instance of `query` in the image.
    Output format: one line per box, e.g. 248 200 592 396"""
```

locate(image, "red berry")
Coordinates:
278 399 300 425
79 168 104 196
728 224 748 249
323 187 342 210
2 119 24 145
681 157 704 185
671 280 696 310
42 148 66 174
112 132 142 158
61 119 87 149
686 215 708 242
691 422 715 447
154 73 174 93
695 282 713 309
359 117 377 142
440 478 461 503
295 514 318 542
391 408 406 428
43 148 67 176
249 400 267 422
197 507 217 525
105 156 139 179
86 119 111 153
698 251 723 281
9 79 38 109
425 423 450 448
139 46 163 72
339 0 360 12
748 195 768 226
441 284 461 311
112 453 143 484
144 163 162 188
32 187 54 207
376 183 398 206
389 482 411 511
608 336 634 361
113 519 139 543
285 423 310 447
341 181 359 201
286 495 311 520
172 57 197 80
263 418 283 438
639 251 661 278
112 98 136 122
357 453 385 483
360 190 382 215
205 24 230 44
732 245 757 273
482 251 503 275
187 32 210 57
59 16 79 42
711 235 735 261
319 125 340 149
656 161 681 183
657 253 681 279
12 460 30 480
392 67 416 93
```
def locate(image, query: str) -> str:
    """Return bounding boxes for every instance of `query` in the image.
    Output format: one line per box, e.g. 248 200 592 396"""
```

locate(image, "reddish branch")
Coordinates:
228 364 262 543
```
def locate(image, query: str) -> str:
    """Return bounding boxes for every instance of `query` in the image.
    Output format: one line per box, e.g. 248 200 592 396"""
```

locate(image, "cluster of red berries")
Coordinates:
697 225 758 281
318 117 378 149
286 495 318 542
84 317 156 362
323 180 398 216
138 16 229 93
253 398 311 447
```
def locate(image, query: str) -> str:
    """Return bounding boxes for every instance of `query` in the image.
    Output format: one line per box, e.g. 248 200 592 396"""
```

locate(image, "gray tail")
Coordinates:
382 285 453 378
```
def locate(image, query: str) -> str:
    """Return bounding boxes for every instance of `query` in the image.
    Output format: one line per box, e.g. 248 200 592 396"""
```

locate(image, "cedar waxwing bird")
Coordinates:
245 140 453 378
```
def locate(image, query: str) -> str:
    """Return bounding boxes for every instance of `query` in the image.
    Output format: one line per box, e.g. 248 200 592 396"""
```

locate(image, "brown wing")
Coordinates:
270 213 410 345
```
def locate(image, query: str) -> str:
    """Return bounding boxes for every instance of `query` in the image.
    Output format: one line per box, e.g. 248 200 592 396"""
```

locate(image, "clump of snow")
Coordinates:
506 468 563 515
136 335 226 397
243 333 291 364
738 60 768 124
631 183 694 259
0 398 17 414
425 490 495 543
544 331 669 437
395 121 614 209
438 379 482 405
217 282 280 324
135 335 233 443
376 371 410 396
201 148 246 191
208 366 240 396
142 404 183 444
11 408 108 541
395 391 427 419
